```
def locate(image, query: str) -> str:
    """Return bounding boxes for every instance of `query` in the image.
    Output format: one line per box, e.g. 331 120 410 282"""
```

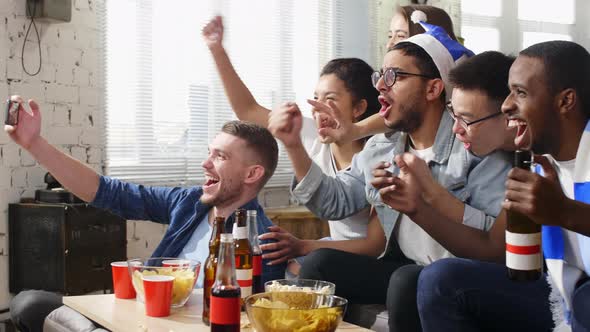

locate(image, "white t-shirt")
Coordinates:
300 117 370 240
549 157 586 297
177 213 212 288
396 145 455 266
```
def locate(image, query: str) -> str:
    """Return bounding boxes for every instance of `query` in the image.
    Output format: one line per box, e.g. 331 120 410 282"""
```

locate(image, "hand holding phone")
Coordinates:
5 99 20 126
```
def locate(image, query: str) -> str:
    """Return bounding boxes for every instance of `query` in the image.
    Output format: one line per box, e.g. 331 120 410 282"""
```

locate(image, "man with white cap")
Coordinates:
267 17 511 331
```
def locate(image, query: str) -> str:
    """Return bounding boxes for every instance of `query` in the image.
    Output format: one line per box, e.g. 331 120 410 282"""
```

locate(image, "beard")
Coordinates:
200 178 242 207
385 102 423 133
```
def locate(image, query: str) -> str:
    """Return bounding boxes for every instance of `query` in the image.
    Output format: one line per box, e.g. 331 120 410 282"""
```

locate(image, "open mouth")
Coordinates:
378 96 392 118
507 118 529 148
203 175 219 188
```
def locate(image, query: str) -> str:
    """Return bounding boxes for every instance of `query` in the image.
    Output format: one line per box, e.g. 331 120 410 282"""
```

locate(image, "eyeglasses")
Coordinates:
446 101 503 129
371 68 435 88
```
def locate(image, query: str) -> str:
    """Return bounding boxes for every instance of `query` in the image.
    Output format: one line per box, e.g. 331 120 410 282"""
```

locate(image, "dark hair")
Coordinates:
449 51 515 102
320 58 380 122
390 42 444 100
397 5 457 41
221 121 278 187
520 41 590 119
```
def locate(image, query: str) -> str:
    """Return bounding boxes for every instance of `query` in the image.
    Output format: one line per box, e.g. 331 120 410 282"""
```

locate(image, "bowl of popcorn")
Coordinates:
264 279 336 295
245 291 347 332
127 257 200 308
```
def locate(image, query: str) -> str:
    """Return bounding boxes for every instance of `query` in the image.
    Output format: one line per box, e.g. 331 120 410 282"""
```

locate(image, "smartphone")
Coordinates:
5 100 19 126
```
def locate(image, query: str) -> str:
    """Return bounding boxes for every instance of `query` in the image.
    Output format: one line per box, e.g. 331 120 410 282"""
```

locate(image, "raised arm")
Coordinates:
203 16 270 126
311 100 390 142
4 96 99 202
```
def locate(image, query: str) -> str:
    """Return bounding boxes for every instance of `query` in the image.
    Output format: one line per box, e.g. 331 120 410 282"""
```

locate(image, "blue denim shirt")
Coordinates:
292 112 512 244
91 176 286 282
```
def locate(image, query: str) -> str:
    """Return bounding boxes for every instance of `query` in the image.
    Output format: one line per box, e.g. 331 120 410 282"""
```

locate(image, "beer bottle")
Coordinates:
203 215 226 325
506 150 542 281
247 210 264 294
210 233 241 332
232 209 253 308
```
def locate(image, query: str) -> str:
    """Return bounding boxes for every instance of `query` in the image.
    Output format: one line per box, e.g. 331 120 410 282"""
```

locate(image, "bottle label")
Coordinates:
210 296 241 325
236 268 253 297
253 255 262 276
505 231 542 270
233 226 248 239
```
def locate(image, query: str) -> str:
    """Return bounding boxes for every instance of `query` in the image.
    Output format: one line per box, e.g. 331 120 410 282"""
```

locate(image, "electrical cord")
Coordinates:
22 0 42 76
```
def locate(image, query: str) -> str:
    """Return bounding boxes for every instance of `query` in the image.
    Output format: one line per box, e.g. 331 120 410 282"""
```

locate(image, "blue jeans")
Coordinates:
572 277 590 332
417 258 554 332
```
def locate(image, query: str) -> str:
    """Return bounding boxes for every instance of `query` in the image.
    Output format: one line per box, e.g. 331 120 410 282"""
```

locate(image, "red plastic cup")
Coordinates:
111 261 136 299
162 259 190 269
142 275 175 317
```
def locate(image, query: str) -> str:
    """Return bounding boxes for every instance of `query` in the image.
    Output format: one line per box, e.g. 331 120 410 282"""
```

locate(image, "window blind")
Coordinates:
99 0 377 187
459 0 578 55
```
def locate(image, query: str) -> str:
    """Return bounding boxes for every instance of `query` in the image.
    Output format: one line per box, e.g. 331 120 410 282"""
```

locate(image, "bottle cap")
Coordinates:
220 233 234 243
247 210 257 217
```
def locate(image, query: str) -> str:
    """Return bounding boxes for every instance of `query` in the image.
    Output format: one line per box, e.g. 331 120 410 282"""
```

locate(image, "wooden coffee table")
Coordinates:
63 289 371 331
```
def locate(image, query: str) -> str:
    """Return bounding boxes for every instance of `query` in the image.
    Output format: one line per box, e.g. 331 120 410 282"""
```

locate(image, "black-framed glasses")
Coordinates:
371 67 435 88
446 101 503 129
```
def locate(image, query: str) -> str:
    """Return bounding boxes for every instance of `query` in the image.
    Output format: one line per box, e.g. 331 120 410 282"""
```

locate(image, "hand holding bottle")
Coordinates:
503 154 569 227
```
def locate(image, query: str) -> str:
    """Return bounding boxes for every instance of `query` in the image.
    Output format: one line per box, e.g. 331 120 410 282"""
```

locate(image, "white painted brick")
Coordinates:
57 28 78 48
45 84 78 104
73 67 90 87
0 59 6 82
40 63 57 83
7 81 44 102
0 256 10 309
0 209 7 232
69 104 87 126
26 166 47 188
80 48 98 70
75 0 90 11
11 167 27 188
80 128 100 145
6 188 22 206
0 83 8 102
1 145 20 167
55 66 74 85
127 221 167 259
47 126 81 145
88 163 102 174
87 147 101 164
88 71 97 88
6 57 23 81
47 46 82 67
0 167 10 188
0 127 10 145
70 146 86 162
79 86 98 106
20 149 36 166
5 16 27 40
52 103 70 126
21 188 36 200
41 25 61 46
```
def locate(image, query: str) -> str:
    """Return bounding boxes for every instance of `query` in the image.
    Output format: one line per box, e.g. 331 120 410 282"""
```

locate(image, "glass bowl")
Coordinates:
127 257 200 308
245 291 347 332
264 279 336 295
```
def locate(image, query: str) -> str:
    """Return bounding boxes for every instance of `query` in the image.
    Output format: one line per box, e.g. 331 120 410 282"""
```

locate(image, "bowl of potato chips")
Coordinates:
245 291 347 332
127 257 200 308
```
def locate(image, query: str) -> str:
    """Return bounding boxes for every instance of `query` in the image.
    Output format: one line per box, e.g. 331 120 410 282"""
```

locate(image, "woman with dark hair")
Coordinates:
203 16 385 277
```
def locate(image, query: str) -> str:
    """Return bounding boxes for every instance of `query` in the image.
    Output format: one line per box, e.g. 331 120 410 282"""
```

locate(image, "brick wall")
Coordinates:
0 0 102 309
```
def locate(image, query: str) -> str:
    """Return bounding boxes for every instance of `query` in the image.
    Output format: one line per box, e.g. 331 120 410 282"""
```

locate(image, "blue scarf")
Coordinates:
541 120 590 324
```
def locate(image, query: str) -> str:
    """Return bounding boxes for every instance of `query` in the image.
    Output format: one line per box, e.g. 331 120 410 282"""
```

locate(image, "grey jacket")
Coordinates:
292 112 512 243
